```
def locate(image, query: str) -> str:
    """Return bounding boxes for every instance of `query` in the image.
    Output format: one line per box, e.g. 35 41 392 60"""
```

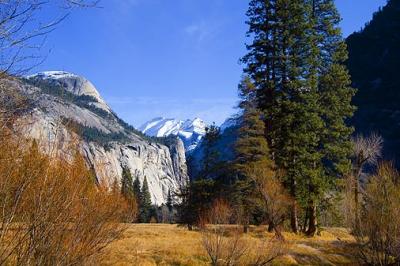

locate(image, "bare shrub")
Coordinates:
200 200 284 266
355 162 400 265
352 134 383 169
245 161 291 240
348 134 383 231
244 239 287 266
0 126 132 265
200 200 248 266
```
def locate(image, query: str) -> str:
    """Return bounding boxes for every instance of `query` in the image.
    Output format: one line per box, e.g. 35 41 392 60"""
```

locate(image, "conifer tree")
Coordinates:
299 0 355 236
139 176 153 223
201 124 221 179
121 166 135 201
235 77 271 170
133 176 141 203
234 77 275 233
242 0 354 236
179 178 216 229
242 0 311 233
120 166 137 222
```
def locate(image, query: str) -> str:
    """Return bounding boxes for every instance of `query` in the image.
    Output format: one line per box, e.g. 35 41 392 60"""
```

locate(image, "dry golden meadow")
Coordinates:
100 224 359 266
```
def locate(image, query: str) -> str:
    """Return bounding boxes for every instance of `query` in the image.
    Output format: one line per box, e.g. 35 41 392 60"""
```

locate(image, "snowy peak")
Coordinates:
27 70 79 80
140 117 183 137
182 118 207 135
140 117 207 153
26 71 111 113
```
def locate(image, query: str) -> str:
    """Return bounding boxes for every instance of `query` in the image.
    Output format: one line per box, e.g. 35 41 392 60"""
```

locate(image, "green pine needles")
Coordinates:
241 0 355 236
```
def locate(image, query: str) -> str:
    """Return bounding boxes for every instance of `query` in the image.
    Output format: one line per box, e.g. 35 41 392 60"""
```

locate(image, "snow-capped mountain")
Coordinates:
2 71 189 205
140 117 207 153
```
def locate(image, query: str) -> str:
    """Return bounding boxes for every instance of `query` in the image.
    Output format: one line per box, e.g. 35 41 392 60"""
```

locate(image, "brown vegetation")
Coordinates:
198 200 288 266
349 134 383 231
354 162 400 265
0 92 135 265
200 200 247 266
245 161 291 240
102 224 358 266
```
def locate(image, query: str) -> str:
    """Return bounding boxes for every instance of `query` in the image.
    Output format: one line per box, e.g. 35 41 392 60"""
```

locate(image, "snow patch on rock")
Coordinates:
140 117 207 153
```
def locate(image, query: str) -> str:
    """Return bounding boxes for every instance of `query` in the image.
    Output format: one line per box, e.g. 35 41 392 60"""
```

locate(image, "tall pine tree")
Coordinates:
242 0 311 233
133 176 141 203
242 0 354 236
234 77 275 233
121 166 135 201
120 166 137 222
139 176 153 223
292 0 355 236
235 77 272 171
201 123 221 179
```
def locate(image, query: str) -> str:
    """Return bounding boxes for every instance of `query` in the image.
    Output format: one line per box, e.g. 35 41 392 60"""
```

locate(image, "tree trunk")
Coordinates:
302 206 310 233
273 225 285 242
290 175 299 234
290 201 299 234
243 224 249 234
306 201 317 237
353 155 364 233
268 221 274 233
354 174 360 233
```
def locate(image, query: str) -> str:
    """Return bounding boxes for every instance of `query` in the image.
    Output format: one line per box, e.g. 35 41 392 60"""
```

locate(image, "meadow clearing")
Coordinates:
100 224 359 266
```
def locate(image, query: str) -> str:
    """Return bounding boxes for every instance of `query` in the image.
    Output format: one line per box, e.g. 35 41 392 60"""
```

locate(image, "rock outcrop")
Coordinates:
4 72 188 205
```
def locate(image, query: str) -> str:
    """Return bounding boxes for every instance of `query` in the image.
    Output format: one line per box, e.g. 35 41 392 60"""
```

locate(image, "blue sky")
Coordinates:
31 0 387 127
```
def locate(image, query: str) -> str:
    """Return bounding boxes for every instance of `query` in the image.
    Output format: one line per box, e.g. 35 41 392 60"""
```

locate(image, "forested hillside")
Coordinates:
347 0 400 161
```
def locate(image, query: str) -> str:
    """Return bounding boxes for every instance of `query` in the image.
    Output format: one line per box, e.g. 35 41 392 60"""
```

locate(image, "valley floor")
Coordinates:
100 224 359 266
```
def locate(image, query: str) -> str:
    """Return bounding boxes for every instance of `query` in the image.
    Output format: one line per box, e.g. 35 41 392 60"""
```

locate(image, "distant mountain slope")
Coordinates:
187 117 239 178
2 71 189 205
347 0 400 161
140 117 207 153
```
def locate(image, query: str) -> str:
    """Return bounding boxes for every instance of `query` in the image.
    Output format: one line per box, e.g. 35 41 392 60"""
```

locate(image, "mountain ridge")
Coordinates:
140 117 207 153
5 71 189 205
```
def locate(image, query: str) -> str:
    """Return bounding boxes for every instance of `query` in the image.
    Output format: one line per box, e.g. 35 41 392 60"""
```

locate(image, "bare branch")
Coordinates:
0 0 99 77
352 133 383 167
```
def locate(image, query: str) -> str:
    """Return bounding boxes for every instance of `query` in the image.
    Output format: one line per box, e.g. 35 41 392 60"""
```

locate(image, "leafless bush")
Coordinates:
200 200 248 266
0 124 132 265
354 162 400 265
244 239 287 266
348 134 383 231
200 200 285 266
245 161 291 240
352 134 383 168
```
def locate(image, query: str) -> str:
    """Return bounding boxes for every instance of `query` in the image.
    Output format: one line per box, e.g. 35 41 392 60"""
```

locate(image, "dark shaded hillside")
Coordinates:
187 124 238 178
347 0 400 162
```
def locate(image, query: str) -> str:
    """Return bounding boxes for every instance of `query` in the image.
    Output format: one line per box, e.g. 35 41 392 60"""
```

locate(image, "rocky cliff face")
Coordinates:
5 72 188 205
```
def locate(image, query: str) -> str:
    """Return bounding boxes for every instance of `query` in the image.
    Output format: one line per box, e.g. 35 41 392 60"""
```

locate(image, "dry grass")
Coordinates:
100 224 359 266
